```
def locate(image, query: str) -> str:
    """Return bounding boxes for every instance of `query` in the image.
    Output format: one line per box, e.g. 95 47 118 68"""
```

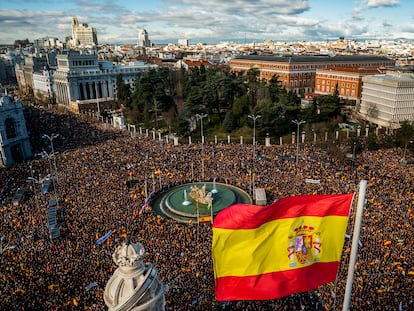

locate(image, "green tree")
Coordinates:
222 111 234 133
396 121 414 147
116 74 131 106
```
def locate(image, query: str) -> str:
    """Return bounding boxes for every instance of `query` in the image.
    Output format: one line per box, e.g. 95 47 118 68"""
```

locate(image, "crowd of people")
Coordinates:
0 106 412 310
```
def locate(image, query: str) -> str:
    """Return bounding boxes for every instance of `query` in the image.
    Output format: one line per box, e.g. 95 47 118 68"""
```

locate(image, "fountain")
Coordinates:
211 178 218 194
151 182 252 224
182 189 191 206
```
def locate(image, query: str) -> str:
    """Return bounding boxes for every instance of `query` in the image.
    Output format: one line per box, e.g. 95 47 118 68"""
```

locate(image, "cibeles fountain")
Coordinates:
151 181 252 224
104 238 167 311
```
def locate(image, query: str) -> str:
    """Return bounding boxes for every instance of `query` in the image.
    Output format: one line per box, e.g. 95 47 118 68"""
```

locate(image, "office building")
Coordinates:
71 17 98 47
137 29 151 48
360 71 414 129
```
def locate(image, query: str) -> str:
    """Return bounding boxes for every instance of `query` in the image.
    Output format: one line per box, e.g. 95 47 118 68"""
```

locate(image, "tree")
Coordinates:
116 74 131 106
222 111 234 133
396 121 414 150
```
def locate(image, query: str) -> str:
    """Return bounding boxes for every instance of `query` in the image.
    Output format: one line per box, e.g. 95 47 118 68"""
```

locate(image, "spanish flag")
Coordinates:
212 193 354 301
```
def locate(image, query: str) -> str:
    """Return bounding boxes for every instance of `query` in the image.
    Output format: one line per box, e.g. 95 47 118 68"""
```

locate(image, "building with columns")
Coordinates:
230 55 395 94
53 50 157 112
359 70 414 129
0 95 32 167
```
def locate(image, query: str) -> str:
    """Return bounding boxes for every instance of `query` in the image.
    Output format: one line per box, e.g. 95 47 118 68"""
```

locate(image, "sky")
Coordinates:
0 0 413 45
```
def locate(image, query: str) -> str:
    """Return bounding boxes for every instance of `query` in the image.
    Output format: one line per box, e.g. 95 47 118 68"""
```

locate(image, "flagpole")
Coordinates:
196 200 199 241
342 179 367 311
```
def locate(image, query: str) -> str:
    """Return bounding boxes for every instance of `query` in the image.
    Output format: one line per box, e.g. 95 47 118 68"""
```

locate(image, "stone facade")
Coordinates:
104 239 166 311
0 95 32 167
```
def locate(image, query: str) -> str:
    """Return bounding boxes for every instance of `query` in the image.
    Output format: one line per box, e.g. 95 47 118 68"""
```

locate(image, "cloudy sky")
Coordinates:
0 0 413 44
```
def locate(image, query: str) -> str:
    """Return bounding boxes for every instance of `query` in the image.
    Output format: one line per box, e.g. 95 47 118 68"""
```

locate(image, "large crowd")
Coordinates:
0 106 412 310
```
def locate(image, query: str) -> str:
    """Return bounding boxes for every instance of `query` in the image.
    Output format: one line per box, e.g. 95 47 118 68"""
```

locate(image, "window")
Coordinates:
5 117 17 139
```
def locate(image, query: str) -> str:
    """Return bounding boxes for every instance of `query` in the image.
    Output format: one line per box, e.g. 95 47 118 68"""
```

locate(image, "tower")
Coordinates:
137 29 151 48
104 239 166 311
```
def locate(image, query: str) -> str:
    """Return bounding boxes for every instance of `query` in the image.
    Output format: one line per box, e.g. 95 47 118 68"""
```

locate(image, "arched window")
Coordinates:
5 117 17 139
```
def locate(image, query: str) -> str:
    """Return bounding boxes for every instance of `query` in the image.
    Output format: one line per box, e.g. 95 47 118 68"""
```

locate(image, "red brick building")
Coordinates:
230 55 394 94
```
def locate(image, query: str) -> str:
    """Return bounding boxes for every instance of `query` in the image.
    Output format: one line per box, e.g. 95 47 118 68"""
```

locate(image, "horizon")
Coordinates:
1 0 414 46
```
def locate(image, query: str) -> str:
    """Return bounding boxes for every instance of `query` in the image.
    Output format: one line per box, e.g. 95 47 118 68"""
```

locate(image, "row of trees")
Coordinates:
116 64 413 158
118 65 342 138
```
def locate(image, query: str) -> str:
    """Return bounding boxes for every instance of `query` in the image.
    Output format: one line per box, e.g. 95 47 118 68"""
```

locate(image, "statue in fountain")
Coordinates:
189 184 214 205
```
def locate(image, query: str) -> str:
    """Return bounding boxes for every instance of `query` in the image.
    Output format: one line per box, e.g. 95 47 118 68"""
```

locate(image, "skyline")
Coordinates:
0 0 414 45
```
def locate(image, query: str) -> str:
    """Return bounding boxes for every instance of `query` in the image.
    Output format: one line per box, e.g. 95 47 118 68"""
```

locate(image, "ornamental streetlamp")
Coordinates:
248 114 261 195
292 120 306 165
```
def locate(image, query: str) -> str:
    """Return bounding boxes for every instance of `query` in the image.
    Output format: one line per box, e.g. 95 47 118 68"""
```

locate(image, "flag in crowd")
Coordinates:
96 230 113 245
212 193 354 301
85 281 98 291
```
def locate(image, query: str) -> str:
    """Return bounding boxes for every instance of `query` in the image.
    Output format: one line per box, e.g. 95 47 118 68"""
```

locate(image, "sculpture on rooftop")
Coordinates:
104 238 166 311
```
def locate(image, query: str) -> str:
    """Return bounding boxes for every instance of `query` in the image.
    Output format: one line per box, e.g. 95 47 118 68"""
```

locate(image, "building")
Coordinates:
315 67 381 100
359 70 414 129
71 17 98 47
0 95 32 167
104 239 166 311
53 50 157 112
230 55 395 94
33 37 64 50
0 49 17 85
137 29 151 48
20 54 48 97
178 39 189 47
32 69 54 104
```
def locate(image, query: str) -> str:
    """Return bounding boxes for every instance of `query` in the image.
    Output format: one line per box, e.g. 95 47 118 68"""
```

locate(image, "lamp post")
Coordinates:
42 133 59 175
195 113 208 146
27 163 41 211
352 141 357 169
403 140 413 160
248 114 261 195
292 120 306 165
196 113 208 181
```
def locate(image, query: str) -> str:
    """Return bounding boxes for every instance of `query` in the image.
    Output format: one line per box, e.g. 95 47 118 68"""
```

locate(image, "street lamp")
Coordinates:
195 113 208 146
403 140 413 159
248 114 261 195
196 113 208 182
292 120 306 165
352 141 357 169
42 133 59 174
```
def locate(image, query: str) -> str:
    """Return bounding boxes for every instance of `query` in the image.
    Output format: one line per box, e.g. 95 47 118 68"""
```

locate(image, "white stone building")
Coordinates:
71 17 98 47
360 71 414 129
32 69 54 103
0 95 32 167
53 50 157 112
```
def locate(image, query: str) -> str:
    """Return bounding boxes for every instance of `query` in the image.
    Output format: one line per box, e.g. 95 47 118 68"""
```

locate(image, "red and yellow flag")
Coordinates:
212 193 354 301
